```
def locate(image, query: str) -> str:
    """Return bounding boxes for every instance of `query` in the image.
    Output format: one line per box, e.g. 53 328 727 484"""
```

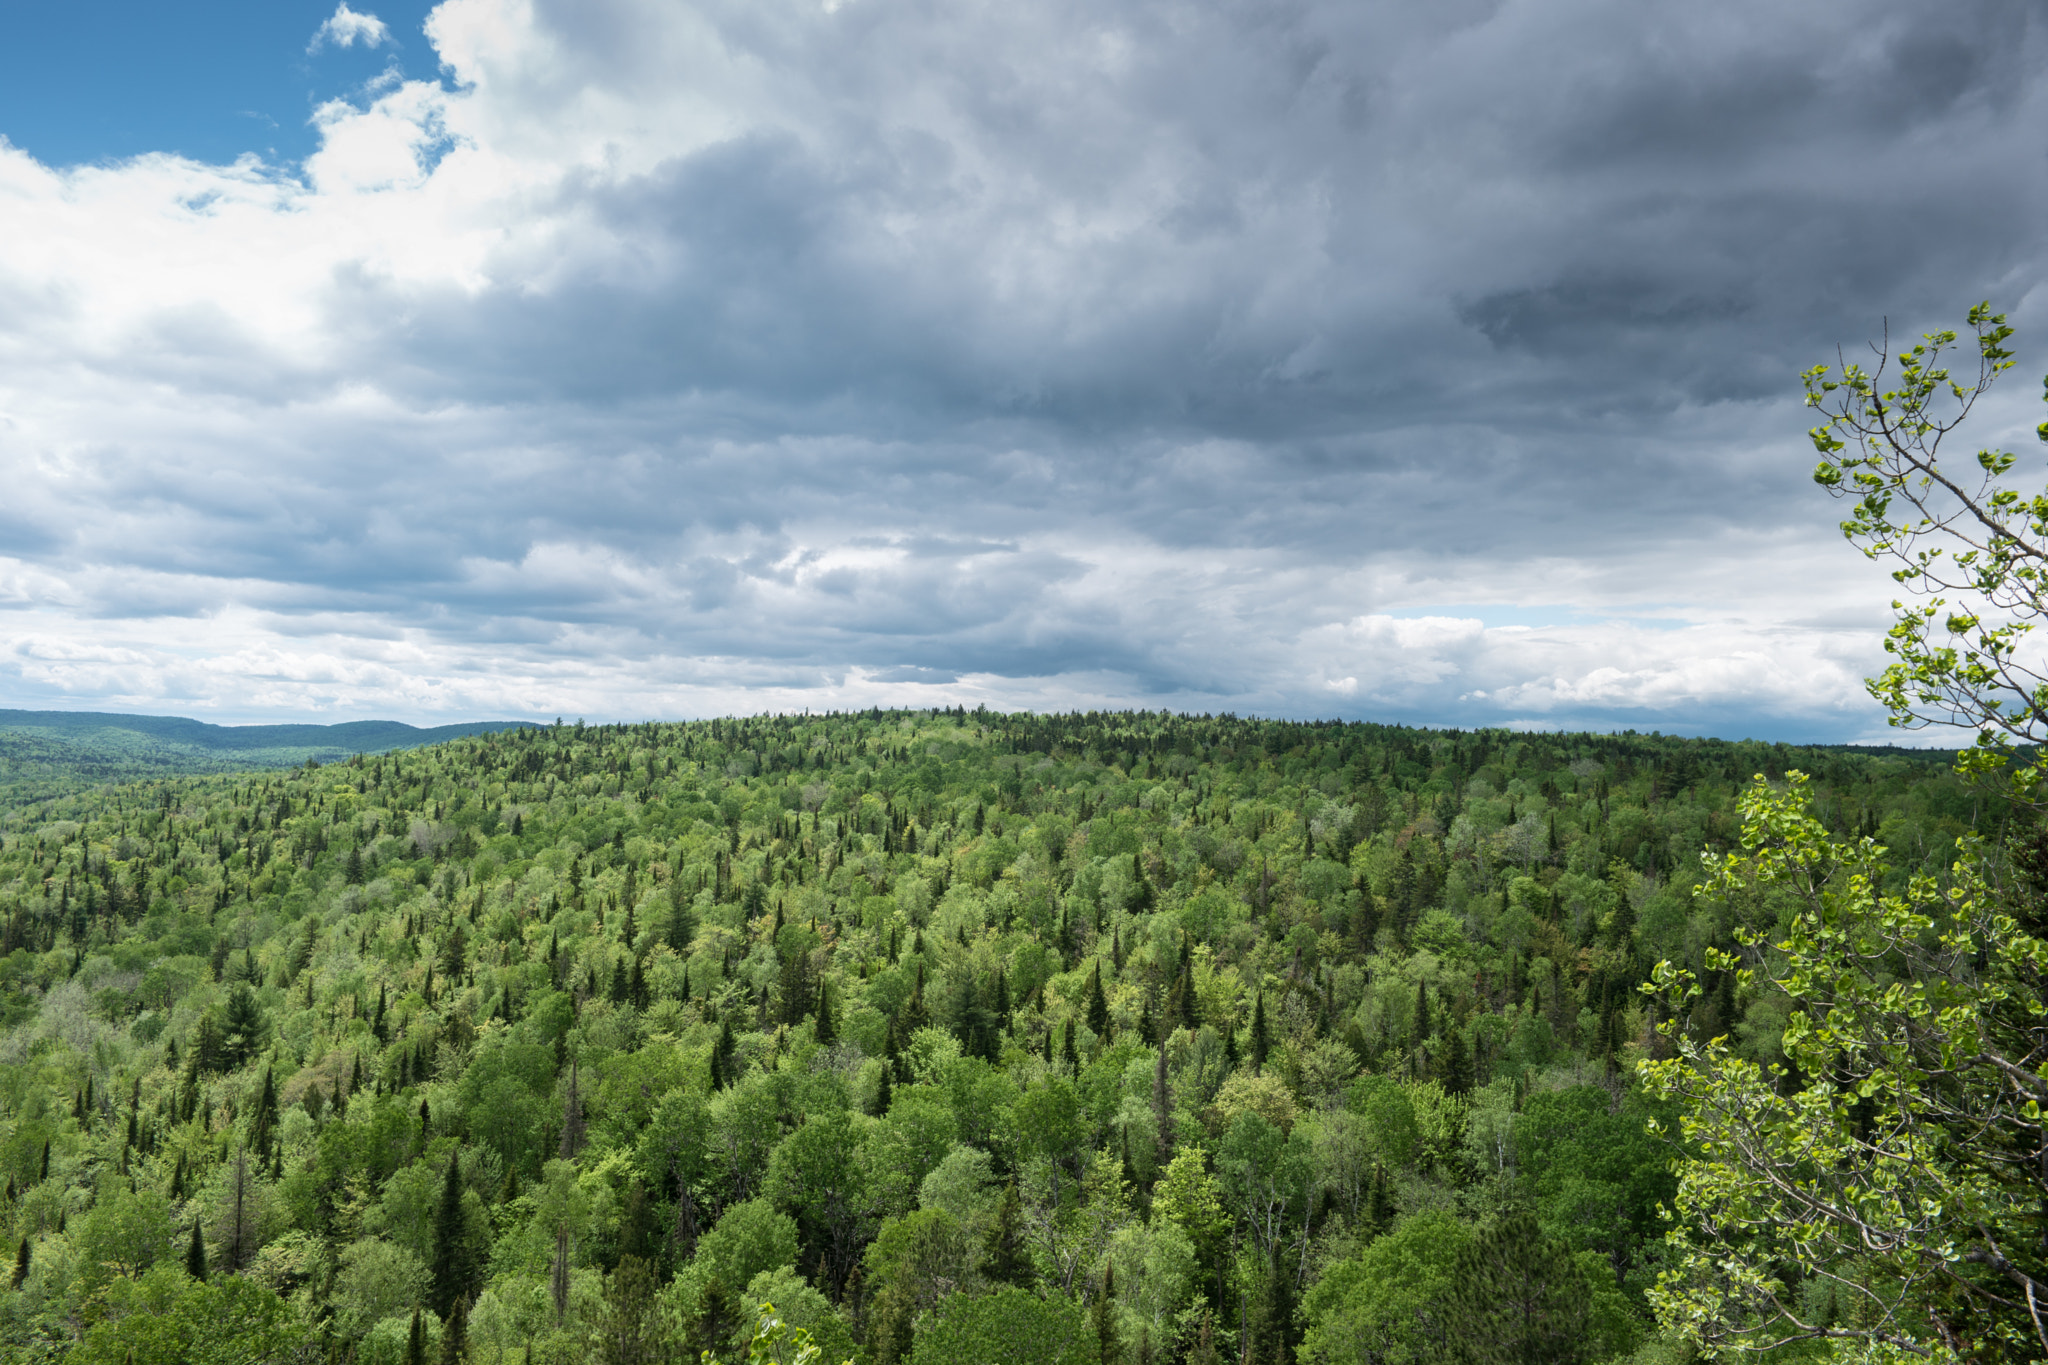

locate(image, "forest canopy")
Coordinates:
0 708 1989 1364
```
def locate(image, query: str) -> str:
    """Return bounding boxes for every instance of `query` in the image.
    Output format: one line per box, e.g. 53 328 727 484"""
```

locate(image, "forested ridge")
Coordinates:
0 709 1988 1364
0 713 530 809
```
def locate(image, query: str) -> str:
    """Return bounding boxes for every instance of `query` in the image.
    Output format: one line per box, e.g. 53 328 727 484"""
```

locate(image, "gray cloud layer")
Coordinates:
0 0 2043 736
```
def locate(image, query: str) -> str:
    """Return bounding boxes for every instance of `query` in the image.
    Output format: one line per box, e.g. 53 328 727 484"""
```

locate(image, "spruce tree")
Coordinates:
1086 961 1110 1037
11 1236 28 1289
404 1307 427 1365
712 1019 736 1091
439 1295 468 1364
431 1155 474 1315
1440 1026 1473 1097
814 976 837 1046
980 1181 1033 1287
1092 1263 1123 1365
186 1221 207 1281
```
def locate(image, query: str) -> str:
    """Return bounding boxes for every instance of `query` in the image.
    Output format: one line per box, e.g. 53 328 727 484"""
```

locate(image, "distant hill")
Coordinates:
0 708 539 801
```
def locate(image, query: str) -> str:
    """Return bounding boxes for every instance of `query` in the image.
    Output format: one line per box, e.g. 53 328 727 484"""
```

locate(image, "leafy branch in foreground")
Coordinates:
1643 773 2048 1365
1805 303 2048 803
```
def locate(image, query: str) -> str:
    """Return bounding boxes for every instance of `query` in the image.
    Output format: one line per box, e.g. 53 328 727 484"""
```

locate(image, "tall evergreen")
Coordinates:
185 1222 207 1282
1092 1263 1122 1365
980 1181 1033 1288
814 975 837 1046
431 1155 474 1316
438 1296 468 1365
404 1308 427 1365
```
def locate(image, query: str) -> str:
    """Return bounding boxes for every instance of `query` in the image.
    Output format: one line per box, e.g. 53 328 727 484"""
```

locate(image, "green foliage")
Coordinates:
70 1268 309 1364
1299 1211 1473 1365
1645 772 2048 1362
1805 304 2048 805
910 1286 1093 1365
0 709 1983 1362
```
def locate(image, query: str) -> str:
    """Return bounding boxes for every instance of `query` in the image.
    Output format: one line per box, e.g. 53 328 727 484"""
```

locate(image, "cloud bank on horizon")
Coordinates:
0 0 2043 739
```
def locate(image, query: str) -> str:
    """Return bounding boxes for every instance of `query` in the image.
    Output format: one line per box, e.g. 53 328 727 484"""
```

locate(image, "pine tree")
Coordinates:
1092 1263 1123 1365
186 1220 207 1281
439 1295 468 1365
981 1181 1033 1287
404 1307 427 1365
1440 1026 1473 1097
431 1154 475 1315
711 1019 736 1091
251 1066 279 1155
814 976 837 1046
193 1014 225 1074
1169 957 1197 1032
899 969 931 1036
666 883 694 954
221 1146 256 1272
1152 1041 1176 1164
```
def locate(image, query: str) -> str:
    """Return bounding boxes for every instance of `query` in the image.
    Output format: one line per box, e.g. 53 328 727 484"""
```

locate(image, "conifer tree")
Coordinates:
814 975 836 1046
1093 1263 1122 1365
439 1295 468 1364
981 1181 1033 1287
11 1236 28 1289
186 1220 207 1281
251 1066 278 1155
432 1155 476 1316
711 1019 736 1090
899 969 931 1036
1152 1041 1176 1162
1440 1026 1473 1097
1086 961 1110 1037
404 1308 426 1365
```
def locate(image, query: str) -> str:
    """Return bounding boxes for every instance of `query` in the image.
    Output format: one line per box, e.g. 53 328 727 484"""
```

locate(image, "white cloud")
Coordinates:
309 3 392 53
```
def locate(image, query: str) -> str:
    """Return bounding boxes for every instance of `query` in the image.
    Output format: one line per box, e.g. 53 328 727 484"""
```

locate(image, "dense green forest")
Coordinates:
0 709 1986 1364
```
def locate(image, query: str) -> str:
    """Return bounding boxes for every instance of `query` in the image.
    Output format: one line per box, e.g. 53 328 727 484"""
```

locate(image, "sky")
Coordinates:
0 0 2044 741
